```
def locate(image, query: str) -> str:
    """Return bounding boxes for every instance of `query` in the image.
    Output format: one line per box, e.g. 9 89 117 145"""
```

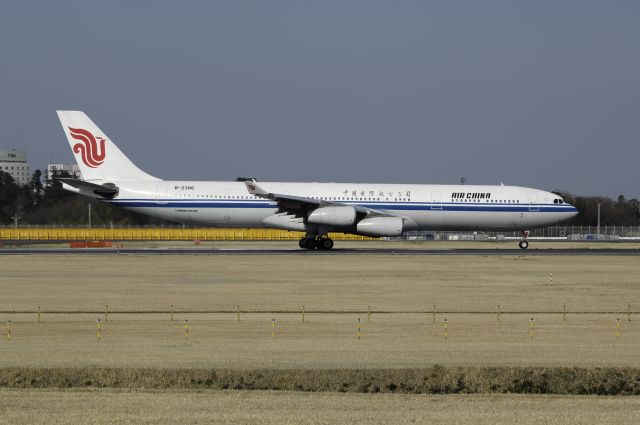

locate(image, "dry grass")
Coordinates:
0 389 638 425
0 253 638 313
0 254 638 369
1 251 639 423
0 313 638 369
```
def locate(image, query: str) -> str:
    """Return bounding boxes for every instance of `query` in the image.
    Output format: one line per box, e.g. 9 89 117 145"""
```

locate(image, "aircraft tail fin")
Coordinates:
56 111 159 182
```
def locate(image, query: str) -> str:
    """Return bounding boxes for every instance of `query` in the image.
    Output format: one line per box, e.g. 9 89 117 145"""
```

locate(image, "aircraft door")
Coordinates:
528 193 539 212
156 184 169 204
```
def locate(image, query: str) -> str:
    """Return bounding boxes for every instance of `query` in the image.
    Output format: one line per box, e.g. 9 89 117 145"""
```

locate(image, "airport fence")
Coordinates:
403 225 640 241
1 224 638 241
0 227 374 241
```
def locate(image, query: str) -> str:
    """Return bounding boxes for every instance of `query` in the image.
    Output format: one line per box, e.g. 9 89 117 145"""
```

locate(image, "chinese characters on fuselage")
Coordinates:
341 189 411 199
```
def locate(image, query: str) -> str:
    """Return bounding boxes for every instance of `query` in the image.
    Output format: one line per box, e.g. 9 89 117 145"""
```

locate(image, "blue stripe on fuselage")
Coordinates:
106 199 577 213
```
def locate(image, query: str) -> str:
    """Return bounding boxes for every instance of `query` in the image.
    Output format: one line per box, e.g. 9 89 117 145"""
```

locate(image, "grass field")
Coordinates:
1 253 638 368
1 390 638 425
1 252 638 312
1 249 639 423
1 313 638 369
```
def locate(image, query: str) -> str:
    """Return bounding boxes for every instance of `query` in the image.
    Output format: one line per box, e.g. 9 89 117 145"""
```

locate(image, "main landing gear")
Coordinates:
299 235 334 250
519 230 530 250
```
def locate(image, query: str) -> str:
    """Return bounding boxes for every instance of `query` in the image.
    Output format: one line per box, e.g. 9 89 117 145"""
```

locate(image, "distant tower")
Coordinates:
460 177 467 185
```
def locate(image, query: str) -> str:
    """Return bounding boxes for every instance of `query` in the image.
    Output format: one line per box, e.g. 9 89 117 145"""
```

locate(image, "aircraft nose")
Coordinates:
568 203 578 217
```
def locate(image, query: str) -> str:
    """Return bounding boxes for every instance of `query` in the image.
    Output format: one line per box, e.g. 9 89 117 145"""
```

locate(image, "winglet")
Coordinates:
244 179 269 196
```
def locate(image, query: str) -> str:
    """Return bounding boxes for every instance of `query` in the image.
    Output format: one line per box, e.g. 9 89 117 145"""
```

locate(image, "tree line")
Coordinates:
0 170 166 227
554 191 640 226
1 170 638 226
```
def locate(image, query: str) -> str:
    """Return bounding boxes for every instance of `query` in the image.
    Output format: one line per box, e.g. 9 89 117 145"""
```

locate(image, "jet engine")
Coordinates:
307 206 357 227
356 216 403 237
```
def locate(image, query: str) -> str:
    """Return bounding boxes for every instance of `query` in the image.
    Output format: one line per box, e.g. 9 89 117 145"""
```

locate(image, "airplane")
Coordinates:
56 111 578 250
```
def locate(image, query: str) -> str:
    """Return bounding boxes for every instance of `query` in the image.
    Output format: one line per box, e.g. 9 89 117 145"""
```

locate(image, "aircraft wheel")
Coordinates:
519 240 529 250
298 238 305 249
304 238 317 249
318 238 334 250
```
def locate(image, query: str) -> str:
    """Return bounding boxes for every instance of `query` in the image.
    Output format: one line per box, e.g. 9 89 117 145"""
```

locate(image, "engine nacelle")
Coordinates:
356 216 403 237
307 206 356 227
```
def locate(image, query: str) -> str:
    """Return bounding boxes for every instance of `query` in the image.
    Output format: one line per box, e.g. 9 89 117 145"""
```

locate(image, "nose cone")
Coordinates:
567 203 578 217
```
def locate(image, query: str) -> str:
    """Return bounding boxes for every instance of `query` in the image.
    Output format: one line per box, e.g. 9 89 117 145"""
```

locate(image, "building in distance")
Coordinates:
47 163 82 185
0 149 31 185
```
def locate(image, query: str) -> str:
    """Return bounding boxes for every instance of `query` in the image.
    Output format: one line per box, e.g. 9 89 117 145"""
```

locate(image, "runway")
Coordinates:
1 247 639 255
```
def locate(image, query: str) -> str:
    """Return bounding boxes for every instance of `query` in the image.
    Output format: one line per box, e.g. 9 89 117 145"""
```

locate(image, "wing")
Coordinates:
244 180 400 218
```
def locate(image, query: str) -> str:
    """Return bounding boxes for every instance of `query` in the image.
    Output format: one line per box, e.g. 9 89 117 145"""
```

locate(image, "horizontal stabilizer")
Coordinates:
57 178 119 198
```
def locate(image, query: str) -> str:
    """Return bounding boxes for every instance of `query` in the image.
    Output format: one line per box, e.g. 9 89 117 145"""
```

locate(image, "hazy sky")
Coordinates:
1 1 638 198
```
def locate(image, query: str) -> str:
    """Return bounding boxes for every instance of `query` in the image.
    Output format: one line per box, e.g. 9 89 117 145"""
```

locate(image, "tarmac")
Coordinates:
1 247 639 255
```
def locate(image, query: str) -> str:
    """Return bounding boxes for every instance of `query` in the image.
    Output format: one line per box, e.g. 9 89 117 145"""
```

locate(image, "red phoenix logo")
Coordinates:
68 127 106 168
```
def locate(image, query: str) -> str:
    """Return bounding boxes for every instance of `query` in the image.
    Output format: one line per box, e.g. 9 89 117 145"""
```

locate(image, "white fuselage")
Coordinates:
55 111 578 238
101 180 577 232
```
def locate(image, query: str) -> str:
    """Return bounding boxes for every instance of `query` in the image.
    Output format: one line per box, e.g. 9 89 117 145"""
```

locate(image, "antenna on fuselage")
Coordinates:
460 177 467 185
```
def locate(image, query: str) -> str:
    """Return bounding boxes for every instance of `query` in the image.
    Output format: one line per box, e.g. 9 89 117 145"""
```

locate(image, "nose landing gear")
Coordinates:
519 230 530 249
298 235 334 250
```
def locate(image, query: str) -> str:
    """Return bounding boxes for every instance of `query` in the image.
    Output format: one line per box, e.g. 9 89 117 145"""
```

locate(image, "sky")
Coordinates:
1 1 639 198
